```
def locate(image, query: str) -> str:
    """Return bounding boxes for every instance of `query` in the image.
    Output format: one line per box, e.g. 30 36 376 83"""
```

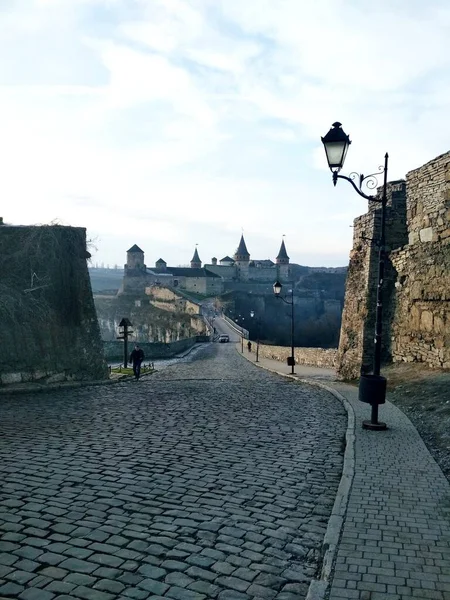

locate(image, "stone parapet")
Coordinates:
103 335 209 361
253 343 337 369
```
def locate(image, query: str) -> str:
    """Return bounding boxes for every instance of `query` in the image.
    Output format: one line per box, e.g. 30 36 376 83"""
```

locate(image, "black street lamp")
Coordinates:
273 281 295 375
250 310 261 363
235 316 245 353
321 121 388 431
117 318 133 369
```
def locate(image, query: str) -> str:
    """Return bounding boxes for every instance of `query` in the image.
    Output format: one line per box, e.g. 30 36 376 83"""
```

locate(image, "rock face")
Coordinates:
337 151 450 379
0 225 108 385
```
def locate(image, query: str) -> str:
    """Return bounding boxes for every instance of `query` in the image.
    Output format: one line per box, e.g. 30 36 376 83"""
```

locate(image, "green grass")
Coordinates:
111 366 154 376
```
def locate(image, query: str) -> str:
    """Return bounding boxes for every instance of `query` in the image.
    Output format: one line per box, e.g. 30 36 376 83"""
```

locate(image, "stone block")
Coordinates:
419 227 434 242
46 373 66 384
420 311 434 332
33 370 47 380
1 372 23 384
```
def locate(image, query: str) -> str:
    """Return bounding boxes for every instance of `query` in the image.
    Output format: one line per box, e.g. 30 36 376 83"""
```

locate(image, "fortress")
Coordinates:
119 235 291 296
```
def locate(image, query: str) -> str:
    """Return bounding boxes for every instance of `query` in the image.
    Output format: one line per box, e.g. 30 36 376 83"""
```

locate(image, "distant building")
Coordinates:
118 235 291 296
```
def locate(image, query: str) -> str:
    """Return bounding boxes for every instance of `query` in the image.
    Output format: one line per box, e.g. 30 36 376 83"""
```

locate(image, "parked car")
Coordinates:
218 334 229 343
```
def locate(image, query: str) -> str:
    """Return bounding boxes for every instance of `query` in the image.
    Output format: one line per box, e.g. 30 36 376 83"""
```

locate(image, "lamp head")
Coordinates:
273 281 282 296
321 121 351 173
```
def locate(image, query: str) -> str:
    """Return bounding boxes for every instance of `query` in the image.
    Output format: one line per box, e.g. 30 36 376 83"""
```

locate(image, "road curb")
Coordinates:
237 347 356 600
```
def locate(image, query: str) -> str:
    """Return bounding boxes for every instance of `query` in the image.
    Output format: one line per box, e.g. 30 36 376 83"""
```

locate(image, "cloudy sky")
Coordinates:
1 0 449 268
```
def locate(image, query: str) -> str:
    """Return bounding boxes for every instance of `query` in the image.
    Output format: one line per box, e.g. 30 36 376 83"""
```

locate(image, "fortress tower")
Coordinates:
234 235 250 281
125 244 146 273
276 239 290 280
190 247 202 269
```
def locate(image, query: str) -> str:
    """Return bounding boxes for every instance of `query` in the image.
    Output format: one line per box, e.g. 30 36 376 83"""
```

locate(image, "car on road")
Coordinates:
218 334 229 343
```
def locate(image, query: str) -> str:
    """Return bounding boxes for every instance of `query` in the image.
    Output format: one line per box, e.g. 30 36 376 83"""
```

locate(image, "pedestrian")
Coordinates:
247 341 252 353
130 344 145 380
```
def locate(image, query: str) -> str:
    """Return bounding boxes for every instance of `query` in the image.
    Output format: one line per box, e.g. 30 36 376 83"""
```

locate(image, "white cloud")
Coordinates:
0 0 449 268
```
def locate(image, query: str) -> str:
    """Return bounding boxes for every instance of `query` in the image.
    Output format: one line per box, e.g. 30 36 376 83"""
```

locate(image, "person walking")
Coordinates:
247 341 252 353
130 344 145 380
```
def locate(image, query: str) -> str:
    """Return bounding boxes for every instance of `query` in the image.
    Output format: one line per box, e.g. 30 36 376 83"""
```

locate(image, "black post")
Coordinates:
373 153 389 377
241 331 244 353
256 320 260 363
123 323 129 369
290 286 295 375
362 153 388 430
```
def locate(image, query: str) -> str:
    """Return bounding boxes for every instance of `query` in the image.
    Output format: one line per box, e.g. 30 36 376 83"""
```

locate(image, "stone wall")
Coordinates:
0 225 108 385
223 315 249 339
103 336 208 361
145 286 201 315
337 150 450 379
390 152 450 368
94 294 206 343
406 152 449 244
251 343 337 369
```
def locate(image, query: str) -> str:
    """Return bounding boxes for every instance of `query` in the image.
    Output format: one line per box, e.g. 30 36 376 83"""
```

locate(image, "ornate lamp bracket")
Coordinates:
333 162 386 203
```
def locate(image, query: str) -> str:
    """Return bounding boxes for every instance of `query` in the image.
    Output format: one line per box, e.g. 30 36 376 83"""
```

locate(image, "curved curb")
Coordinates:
237 348 356 600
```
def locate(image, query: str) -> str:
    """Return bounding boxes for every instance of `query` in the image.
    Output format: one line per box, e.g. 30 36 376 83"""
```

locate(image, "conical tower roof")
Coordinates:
235 235 250 258
276 239 289 260
127 244 143 253
191 247 201 263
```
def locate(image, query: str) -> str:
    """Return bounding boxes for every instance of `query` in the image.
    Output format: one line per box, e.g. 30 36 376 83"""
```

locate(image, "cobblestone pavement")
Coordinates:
0 343 347 600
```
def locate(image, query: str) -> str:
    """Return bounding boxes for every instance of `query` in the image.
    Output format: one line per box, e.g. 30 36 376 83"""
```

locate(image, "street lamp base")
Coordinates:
362 420 387 431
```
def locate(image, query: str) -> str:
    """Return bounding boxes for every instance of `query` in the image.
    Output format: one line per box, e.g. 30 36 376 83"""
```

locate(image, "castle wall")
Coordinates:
204 265 236 280
184 276 222 295
337 151 450 379
390 152 450 368
248 266 277 281
0 225 108 385
337 181 408 379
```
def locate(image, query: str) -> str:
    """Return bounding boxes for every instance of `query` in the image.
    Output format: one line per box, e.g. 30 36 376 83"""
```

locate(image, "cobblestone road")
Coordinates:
0 343 346 600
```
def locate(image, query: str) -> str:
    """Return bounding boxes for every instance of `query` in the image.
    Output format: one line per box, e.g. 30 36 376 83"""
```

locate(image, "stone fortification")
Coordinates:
250 343 337 369
337 150 449 379
103 335 210 361
390 152 449 368
0 225 108 385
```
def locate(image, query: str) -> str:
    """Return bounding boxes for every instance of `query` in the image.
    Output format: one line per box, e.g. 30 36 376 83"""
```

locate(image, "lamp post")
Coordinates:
250 310 260 362
321 121 388 431
273 281 295 375
235 316 245 352
117 318 133 369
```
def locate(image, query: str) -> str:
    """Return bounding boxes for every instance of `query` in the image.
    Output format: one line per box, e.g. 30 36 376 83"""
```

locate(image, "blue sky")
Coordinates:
1 0 449 268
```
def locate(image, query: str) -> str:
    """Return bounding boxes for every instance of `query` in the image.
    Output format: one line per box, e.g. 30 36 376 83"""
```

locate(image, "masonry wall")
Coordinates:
390 152 450 368
249 343 337 369
336 180 408 379
337 150 450 379
103 336 208 361
0 225 108 385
